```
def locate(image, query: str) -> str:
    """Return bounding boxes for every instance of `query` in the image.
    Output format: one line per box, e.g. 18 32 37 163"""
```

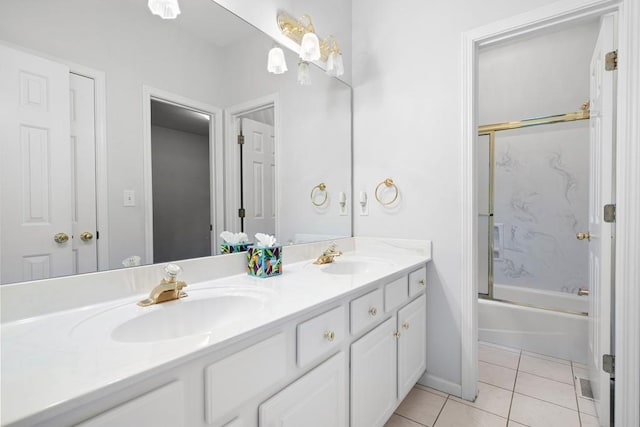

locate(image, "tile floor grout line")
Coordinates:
513 391 581 413
521 351 572 365
478 379 515 393
393 412 427 426
516 369 576 386
448 393 512 420
478 359 519 371
431 395 450 426
506 349 521 424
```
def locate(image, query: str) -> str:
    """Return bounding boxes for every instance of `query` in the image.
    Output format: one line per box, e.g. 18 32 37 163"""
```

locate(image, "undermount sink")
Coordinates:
71 286 275 343
312 256 394 275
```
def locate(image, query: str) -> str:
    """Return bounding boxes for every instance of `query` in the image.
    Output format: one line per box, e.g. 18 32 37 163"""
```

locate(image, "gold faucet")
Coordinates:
313 243 343 265
137 264 188 307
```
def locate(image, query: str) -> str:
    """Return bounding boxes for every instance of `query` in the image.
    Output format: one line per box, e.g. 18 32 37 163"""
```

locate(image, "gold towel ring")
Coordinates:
311 182 328 206
375 178 399 206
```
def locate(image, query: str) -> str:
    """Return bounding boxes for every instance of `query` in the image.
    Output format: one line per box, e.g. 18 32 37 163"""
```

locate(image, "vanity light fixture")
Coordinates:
148 0 181 19
267 46 288 74
297 61 312 85
325 36 344 77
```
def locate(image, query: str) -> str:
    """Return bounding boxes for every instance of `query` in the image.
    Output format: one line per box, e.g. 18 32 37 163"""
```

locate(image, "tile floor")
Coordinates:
386 342 599 427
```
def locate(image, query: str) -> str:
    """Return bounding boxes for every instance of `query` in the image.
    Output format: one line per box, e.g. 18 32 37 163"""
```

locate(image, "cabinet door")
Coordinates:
397 294 427 400
351 317 397 427
259 352 346 427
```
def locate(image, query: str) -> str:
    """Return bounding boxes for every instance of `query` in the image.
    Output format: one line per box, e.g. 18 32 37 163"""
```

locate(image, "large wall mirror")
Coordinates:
0 0 352 285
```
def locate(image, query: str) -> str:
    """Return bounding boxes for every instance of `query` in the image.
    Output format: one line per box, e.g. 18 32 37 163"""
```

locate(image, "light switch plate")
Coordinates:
123 190 135 207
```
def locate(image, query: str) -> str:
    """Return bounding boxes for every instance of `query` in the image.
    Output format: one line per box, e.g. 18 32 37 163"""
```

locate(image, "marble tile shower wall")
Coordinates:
493 123 589 293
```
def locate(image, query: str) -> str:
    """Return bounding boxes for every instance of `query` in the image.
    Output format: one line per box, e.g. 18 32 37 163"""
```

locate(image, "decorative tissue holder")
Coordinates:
220 242 252 254
247 245 282 278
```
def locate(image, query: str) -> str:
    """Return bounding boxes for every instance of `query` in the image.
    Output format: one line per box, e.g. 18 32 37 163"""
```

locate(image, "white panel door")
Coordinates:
351 317 397 427
69 73 97 274
241 118 275 239
397 294 427 400
0 44 72 284
259 352 347 427
587 14 615 427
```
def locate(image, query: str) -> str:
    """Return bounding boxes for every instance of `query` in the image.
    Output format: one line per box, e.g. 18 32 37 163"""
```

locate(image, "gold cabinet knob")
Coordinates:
80 231 94 241
577 232 591 241
394 331 401 338
402 322 410 330
324 331 335 342
419 279 426 286
369 307 378 316
54 232 69 244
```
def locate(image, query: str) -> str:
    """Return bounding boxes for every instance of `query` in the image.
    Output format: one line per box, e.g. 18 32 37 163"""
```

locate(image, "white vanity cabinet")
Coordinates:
351 268 428 427
259 352 347 427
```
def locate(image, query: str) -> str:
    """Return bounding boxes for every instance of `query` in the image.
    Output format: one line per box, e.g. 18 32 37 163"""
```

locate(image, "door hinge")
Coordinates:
96 231 99 240
238 208 246 218
237 134 245 145
603 354 615 375
605 50 618 71
209 224 213 231
604 204 616 223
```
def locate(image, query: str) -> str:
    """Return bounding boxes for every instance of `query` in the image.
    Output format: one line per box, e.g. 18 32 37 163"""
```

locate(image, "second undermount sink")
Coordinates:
71 286 275 343
314 256 394 276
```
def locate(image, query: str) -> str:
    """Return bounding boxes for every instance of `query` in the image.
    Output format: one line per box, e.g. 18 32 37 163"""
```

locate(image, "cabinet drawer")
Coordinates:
350 288 383 335
297 306 346 367
408 267 427 297
384 276 408 312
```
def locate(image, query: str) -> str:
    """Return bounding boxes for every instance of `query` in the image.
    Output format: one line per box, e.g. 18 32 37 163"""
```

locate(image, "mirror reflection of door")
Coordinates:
150 100 212 263
239 113 275 239
0 44 98 284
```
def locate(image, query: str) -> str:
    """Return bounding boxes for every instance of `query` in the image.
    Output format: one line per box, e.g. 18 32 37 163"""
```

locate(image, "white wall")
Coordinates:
352 0 562 393
480 22 598 295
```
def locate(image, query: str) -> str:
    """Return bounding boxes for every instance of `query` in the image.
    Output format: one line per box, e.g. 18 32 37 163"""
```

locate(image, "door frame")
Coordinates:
460 1 640 424
0 41 110 273
142 86 223 264
224 94 279 239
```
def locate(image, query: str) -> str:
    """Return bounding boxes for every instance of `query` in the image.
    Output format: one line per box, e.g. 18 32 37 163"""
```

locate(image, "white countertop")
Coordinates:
0 238 431 426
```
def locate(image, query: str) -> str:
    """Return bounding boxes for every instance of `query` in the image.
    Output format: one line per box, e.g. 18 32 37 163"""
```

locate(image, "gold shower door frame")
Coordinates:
477 109 590 315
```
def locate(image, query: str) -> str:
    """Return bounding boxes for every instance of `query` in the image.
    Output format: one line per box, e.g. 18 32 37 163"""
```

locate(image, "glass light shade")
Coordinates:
297 61 311 85
148 0 181 19
299 32 321 61
267 47 288 74
326 51 344 77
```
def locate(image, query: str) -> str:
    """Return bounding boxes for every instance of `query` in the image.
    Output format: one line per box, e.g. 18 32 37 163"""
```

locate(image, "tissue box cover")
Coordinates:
247 246 282 278
220 242 252 254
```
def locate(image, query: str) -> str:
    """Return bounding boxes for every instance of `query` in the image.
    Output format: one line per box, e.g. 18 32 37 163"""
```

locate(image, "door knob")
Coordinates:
576 232 591 241
53 232 69 244
80 231 94 241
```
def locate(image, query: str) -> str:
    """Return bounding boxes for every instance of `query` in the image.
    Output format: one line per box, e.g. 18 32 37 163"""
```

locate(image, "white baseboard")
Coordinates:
418 372 464 398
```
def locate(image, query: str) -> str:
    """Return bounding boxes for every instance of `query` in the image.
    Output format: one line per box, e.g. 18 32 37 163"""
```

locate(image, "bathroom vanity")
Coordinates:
0 238 431 427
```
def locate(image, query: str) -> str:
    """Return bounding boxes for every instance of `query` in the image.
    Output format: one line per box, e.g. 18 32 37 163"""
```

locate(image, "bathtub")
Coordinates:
479 285 588 364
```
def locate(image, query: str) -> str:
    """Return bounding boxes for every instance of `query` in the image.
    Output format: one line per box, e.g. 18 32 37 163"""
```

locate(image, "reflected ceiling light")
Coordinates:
297 61 311 86
148 0 181 19
267 46 288 74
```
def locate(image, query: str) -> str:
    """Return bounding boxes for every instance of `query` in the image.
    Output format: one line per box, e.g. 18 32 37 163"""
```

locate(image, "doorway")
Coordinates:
142 86 223 265
460 4 626 424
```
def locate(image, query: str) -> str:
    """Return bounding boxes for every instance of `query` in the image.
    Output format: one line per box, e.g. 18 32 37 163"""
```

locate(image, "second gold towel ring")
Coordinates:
375 178 399 205
311 182 328 206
